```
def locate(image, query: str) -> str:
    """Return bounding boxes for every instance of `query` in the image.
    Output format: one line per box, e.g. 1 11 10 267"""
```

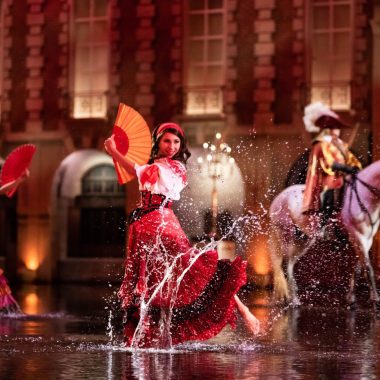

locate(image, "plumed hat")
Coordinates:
303 102 349 133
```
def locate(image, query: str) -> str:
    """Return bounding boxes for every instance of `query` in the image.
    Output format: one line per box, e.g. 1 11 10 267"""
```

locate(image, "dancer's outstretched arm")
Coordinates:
234 295 260 335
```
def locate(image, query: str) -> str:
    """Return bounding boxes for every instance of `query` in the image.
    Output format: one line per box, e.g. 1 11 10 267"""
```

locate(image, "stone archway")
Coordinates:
50 149 125 282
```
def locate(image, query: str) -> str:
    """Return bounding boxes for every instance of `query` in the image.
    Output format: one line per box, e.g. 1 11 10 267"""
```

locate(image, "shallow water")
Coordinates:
1 284 380 379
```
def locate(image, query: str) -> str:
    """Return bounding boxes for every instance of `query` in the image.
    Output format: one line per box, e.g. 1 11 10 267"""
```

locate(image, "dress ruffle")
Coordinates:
118 208 247 348
0 272 21 313
170 257 246 345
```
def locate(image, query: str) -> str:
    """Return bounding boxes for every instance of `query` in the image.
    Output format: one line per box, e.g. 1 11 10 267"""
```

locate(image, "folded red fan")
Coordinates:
0 144 37 197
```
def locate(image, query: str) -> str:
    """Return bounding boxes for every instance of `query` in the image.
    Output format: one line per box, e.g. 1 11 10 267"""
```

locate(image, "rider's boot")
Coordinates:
319 190 335 239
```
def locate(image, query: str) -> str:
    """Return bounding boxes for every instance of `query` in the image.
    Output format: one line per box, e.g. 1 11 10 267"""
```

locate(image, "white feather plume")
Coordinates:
303 102 338 133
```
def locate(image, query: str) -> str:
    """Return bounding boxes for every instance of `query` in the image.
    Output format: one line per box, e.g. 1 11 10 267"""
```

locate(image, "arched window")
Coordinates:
81 165 123 195
67 164 126 258
307 0 353 110
183 0 227 115
71 0 110 118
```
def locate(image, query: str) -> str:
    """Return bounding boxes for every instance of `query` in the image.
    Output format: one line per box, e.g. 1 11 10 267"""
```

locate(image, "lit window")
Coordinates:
184 0 226 115
309 0 353 110
71 0 110 118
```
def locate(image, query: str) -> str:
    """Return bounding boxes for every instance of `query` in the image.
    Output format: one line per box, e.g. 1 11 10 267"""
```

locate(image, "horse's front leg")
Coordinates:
363 252 380 304
287 254 301 306
351 235 380 305
286 235 318 306
346 264 360 306
271 256 290 304
269 226 290 304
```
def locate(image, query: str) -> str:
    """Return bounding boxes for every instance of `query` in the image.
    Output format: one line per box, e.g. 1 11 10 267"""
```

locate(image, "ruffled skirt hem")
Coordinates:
122 257 247 348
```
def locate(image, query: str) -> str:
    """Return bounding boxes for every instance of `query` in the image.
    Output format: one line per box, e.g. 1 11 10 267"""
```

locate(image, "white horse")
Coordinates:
269 160 380 305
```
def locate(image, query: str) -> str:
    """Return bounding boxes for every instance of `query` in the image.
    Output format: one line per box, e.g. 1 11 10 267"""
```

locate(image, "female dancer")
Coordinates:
0 169 28 314
0 268 21 314
104 122 259 348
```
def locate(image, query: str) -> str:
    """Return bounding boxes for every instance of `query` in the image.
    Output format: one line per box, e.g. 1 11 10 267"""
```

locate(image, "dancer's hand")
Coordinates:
21 168 30 179
104 135 117 155
17 169 30 184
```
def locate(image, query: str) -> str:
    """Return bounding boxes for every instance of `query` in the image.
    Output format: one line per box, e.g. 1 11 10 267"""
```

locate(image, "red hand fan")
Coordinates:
112 103 151 184
0 144 37 197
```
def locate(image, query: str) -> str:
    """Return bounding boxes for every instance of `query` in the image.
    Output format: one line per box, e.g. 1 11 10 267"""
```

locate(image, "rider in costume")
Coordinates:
302 102 362 227
104 122 259 348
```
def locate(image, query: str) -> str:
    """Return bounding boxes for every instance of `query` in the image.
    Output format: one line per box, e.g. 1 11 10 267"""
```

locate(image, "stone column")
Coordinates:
371 2 380 161
225 0 238 125
25 0 44 132
170 1 182 115
292 0 306 115
108 0 121 130
253 0 275 131
57 0 69 123
1 0 12 132
135 0 155 126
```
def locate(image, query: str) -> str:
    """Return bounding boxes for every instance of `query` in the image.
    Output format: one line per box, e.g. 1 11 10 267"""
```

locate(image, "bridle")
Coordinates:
345 173 380 230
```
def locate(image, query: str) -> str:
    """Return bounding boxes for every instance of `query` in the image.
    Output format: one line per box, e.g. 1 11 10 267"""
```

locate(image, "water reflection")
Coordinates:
17 285 55 315
23 292 40 315
1 285 380 379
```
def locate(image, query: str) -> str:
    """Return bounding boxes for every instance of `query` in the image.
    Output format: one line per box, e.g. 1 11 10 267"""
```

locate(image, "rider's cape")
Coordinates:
302 134 361 214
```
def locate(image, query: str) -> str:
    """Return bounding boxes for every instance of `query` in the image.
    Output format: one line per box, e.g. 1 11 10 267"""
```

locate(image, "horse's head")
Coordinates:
342 160 380 238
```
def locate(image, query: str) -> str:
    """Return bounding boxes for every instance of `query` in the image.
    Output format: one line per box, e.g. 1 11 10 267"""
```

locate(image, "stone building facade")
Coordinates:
0 0 378 283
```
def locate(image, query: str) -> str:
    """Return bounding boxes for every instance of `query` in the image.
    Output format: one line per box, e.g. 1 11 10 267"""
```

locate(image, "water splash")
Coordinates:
126 207 269 349
106 308 114 344
104 283 120 346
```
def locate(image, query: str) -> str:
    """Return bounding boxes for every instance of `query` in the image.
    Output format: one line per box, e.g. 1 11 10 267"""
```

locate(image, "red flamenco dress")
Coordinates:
118 158 247 348
0 269 21 314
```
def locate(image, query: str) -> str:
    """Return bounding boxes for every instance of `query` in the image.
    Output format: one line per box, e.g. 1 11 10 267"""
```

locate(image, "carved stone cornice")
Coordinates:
370 1 380 35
